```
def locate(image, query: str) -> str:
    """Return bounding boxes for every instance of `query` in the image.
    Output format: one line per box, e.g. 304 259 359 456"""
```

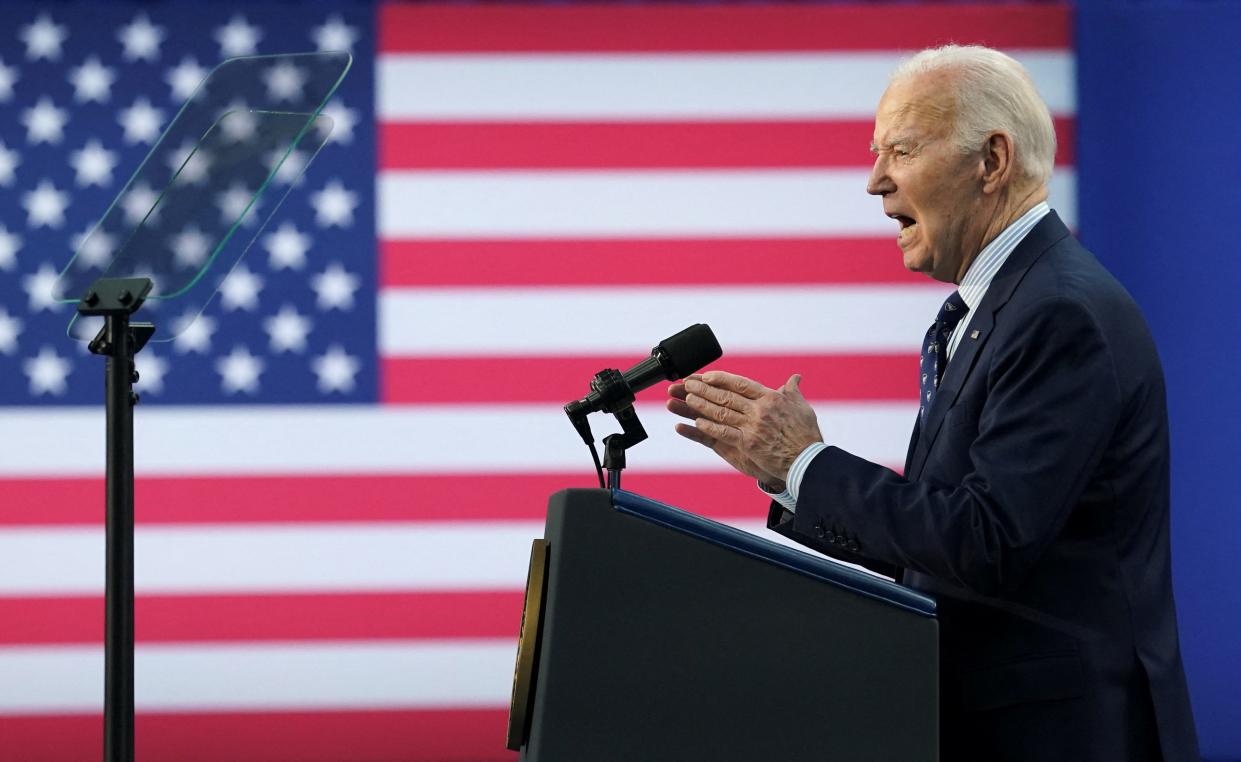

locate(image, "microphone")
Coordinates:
564 323 722 420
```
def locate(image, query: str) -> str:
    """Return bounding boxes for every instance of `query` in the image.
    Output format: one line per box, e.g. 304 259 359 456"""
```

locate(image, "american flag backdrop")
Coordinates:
0 3 1074 760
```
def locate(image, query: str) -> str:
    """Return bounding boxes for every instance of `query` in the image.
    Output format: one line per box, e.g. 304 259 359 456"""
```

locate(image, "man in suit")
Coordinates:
668 45 1198 760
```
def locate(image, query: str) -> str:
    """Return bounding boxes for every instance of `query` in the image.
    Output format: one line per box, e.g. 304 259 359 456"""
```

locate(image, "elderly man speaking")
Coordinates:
669 46 1198 760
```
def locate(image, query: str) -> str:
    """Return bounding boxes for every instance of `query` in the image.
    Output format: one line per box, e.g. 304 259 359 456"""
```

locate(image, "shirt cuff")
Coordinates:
757 441 828 514
758 480 797 513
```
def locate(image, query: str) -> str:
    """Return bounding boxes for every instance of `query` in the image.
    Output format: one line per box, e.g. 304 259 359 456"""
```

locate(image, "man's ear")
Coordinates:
981 131 1016 194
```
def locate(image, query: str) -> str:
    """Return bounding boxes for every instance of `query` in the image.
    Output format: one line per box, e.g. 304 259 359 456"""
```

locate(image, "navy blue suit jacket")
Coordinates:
768 212 1198 760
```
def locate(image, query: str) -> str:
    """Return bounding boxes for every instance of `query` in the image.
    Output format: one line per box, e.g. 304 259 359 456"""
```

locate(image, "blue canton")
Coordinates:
0 3 376 406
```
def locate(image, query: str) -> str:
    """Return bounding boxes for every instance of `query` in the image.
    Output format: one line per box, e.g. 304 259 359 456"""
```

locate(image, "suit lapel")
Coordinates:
907 212 1072 479
903 416 921 477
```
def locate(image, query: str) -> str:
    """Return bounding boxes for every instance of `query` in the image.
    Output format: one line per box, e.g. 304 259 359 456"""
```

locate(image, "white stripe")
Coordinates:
0 518 833 596
379 285 948 355
377 52 1075 120
0 522 544 595
0 640 515 713
377 169 1077 238
0 402 916 476
381 170 889 238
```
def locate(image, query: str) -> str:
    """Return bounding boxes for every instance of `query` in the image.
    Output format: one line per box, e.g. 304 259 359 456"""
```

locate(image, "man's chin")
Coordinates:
901 248 931 274
901 249 957 283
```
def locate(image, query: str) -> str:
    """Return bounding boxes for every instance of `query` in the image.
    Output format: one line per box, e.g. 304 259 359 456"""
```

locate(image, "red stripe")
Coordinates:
378 5 1071 53
0 471 823 525
381 121 876 169
382 354 917 404
0 708 516 762
380 238 929 287
0 591 523 645
379 118 1076 170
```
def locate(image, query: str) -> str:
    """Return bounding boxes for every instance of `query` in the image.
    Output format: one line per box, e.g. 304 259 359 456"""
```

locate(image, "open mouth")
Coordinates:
888 213 917 230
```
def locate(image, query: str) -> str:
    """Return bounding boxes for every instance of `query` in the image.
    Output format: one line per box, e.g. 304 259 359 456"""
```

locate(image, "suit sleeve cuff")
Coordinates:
755 441 828 514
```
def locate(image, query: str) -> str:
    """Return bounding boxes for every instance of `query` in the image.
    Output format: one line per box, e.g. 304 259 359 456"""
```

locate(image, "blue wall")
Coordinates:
1077 2 1241 758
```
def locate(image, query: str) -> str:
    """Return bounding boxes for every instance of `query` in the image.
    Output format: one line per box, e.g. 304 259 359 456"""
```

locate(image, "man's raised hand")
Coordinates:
667 374 785 488
667 370 824 485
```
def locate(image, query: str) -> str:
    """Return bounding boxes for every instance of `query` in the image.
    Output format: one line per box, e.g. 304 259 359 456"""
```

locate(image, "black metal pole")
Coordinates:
78 278 153 762
604 435 625 491
103 312 136 762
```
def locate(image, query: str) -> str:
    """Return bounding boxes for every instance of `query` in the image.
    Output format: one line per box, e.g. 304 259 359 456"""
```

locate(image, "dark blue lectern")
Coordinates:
508 488 939 761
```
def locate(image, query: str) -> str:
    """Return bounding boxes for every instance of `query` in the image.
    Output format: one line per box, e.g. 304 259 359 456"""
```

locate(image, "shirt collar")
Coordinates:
956 201 1051 311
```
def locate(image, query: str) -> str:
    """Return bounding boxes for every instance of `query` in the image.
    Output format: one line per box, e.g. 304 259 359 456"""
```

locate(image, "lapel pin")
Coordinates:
970 329 980 340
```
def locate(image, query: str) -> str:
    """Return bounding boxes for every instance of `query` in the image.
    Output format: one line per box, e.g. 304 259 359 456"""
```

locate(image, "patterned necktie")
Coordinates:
919 290 969 421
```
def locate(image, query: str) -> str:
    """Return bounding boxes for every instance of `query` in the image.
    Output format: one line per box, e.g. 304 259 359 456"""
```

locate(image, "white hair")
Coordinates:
891 45 1056 186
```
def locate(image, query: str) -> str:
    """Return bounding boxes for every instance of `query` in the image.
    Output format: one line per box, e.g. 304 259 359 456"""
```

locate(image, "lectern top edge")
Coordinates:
609 488 937 617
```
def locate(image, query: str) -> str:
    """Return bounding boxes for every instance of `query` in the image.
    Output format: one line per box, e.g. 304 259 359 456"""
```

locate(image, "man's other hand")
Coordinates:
667 371 823 484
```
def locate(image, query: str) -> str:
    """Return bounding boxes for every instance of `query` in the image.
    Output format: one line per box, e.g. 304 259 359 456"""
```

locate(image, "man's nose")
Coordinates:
866 157 893 196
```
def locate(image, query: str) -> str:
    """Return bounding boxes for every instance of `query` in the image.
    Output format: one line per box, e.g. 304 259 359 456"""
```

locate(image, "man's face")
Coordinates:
867 73 985 283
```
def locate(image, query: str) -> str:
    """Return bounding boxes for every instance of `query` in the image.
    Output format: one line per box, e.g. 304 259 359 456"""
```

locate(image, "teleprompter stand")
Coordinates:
77 278 155 762
53 52 352 762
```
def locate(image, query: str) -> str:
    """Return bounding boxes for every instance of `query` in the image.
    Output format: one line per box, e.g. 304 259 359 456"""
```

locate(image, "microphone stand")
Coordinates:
602 404 647 491
567 368 648 490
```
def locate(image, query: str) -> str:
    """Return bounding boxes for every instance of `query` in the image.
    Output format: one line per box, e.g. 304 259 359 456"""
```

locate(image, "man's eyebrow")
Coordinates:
870 136 914 154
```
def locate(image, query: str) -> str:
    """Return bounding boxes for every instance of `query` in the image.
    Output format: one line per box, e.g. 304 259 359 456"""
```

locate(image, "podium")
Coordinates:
509 489 939 761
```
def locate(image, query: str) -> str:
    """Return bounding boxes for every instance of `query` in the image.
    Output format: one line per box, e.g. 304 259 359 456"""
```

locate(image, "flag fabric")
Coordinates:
0 3 1075 760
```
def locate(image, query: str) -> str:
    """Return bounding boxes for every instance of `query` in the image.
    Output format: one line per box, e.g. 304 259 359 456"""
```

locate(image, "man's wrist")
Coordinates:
756 443 827 515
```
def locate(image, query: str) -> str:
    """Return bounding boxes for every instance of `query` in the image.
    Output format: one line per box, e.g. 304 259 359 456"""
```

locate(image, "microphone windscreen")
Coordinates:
658 324 722 379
